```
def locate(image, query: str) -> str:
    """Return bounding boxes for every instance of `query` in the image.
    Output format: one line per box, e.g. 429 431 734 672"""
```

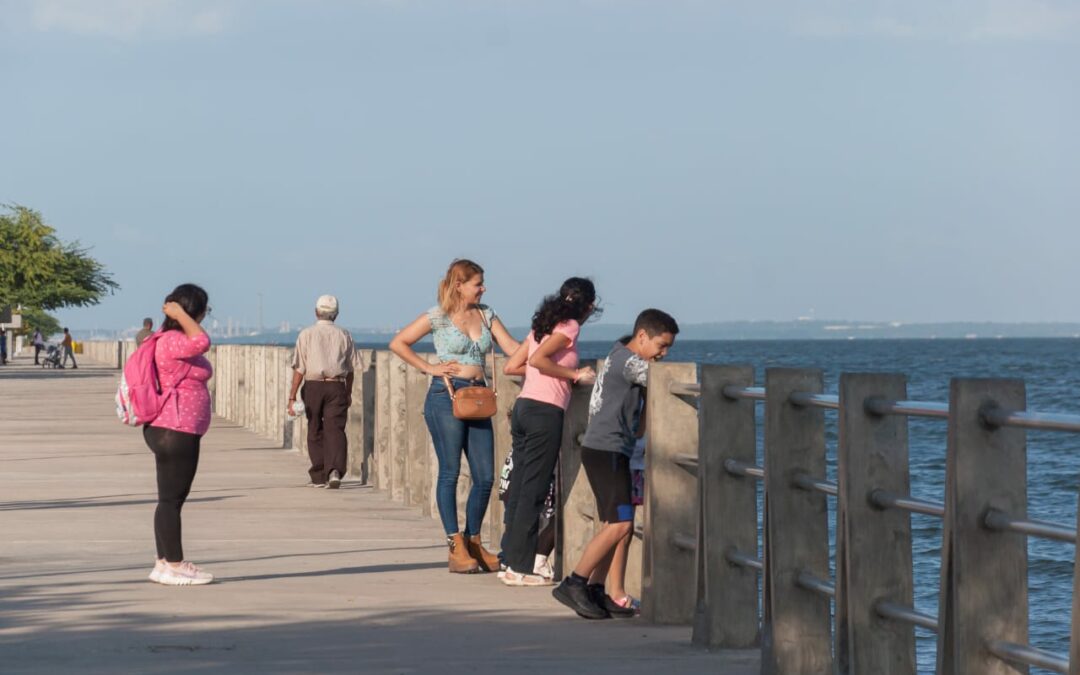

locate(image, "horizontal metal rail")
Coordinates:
670 382 701 397
870 489 945 518
796 570 835 598
672 532 697 552
685 388 1080 435
864 396 950 419
983 406 1080 434
987 640 1069 673
672 453 699 475
723 459 764 480
789 392 839 410
983 508 1077 544
725 548 763 571
874 600 939 632
722 385 766 401
793 472 838 496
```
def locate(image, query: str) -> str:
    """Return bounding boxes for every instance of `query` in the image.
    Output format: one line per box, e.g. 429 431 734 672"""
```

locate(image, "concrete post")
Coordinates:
405 356 432 510
346 358 365 480
762 368 832 675
486 356 522 546
641 361 699 625
1072 499 1080 675
936 378 1027 675
555 381 596 579
836 373 914 675
360 349 377 485
388 353 408 503
374 351 391 490
693 364 759 649
281 348 294 448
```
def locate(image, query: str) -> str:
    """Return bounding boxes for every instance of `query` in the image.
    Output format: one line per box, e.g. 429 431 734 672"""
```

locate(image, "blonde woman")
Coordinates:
390 259 520 573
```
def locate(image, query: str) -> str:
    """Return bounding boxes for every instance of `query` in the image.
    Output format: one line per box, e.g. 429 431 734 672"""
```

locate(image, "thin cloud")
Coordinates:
789 0 1080 42
970 0 1080 40
27 0 233 39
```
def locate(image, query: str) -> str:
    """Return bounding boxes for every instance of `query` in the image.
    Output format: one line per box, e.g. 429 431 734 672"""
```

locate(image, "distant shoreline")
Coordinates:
69 320 1080 343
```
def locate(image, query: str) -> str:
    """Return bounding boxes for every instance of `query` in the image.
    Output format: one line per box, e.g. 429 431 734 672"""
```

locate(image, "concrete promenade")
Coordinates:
0 356 757 674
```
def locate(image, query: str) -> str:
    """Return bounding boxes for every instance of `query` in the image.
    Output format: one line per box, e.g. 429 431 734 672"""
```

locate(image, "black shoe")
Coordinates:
552 578 609 620
588 584 636 618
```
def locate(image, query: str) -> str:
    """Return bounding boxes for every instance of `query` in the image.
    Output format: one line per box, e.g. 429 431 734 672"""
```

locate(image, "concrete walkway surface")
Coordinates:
0 355 758 674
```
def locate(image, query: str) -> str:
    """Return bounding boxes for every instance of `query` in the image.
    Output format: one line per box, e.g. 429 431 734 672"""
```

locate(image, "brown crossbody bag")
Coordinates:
442 308 497 420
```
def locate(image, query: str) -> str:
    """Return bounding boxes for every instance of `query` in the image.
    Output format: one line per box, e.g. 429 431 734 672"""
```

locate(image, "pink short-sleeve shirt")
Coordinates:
517 320 580 410
149 331 214 436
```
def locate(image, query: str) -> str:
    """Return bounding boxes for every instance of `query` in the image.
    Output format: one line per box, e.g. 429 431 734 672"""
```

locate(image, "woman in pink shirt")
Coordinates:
145 284 215 586
499 278 598 586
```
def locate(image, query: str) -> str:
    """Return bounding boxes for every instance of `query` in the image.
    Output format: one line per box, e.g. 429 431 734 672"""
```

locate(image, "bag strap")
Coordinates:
149 332 194 395
440 306 497 399
479 307 497 396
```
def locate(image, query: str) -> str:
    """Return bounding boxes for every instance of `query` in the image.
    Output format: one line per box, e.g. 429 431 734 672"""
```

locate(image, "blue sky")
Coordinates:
2 0 1078 332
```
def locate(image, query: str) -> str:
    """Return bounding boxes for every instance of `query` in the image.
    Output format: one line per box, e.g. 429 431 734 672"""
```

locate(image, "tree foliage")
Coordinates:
18 306 61 337
0 205 119 316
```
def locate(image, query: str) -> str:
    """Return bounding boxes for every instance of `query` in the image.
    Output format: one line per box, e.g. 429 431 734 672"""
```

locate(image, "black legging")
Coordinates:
144 426 201 563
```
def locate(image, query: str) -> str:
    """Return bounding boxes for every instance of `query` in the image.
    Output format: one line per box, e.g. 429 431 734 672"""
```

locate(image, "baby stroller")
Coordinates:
41 344 63 369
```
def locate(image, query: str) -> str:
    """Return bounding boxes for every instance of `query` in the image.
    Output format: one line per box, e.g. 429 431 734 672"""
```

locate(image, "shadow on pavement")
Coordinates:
0 600 759 675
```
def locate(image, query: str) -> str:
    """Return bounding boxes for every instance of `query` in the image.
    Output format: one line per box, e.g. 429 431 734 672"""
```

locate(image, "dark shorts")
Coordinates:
581 447 634 523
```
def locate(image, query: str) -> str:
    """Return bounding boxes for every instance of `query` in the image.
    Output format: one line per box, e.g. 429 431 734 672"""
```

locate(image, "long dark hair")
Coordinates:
161 283 209 332
531 277 599 339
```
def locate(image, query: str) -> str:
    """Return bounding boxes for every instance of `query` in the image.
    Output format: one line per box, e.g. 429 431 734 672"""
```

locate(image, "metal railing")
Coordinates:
649 364 1080 674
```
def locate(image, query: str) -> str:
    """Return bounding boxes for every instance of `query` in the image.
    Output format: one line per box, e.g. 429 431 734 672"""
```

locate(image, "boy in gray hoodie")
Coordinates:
552 309 679 619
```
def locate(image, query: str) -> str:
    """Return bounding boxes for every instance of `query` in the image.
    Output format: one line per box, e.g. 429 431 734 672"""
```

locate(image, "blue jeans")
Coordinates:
424 377 495 537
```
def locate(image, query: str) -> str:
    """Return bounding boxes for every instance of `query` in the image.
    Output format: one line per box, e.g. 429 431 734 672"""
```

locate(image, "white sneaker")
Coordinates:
157 561 214 586
148 559 165 583
497 564 507 580
328 470 341 489
533 554 555 581
501 567 552 587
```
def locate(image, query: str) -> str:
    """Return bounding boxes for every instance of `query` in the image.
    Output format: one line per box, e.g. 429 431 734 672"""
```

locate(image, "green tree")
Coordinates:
0 204 119 334
18 307 61 337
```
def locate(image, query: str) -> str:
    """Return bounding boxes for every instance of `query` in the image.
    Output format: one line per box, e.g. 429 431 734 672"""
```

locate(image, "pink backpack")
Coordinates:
115 332 191 426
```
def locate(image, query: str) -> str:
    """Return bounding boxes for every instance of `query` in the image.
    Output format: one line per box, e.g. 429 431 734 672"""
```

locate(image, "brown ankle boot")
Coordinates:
447 533 480 574
466 534 500 572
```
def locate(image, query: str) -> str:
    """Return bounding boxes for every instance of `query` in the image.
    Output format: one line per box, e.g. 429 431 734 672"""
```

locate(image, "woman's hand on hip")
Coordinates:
427 361 461 378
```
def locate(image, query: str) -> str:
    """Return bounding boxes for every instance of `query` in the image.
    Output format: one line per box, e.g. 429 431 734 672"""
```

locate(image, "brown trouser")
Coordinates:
301 380 350 483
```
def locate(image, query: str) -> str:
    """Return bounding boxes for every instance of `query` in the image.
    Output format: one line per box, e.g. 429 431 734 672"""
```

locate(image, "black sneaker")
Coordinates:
553 578 609 620
588 584 636 619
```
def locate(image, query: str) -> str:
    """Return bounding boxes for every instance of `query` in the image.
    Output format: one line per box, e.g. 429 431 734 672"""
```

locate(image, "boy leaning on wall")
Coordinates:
552 308 679 620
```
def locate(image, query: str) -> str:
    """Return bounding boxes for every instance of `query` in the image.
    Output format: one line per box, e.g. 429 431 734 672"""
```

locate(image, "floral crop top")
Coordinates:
427 305 496 366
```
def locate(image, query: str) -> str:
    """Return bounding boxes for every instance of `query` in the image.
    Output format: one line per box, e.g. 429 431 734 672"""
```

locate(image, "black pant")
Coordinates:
503 398 564 573
302 381 350 483
34 344 42 364
144 426 201 562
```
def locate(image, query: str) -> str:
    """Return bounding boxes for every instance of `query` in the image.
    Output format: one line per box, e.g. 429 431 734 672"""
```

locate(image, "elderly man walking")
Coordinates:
287 295 361 489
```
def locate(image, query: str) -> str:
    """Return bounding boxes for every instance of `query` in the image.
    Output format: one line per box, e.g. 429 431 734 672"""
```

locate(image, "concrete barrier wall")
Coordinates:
80 339 136 368
82 341 639 587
